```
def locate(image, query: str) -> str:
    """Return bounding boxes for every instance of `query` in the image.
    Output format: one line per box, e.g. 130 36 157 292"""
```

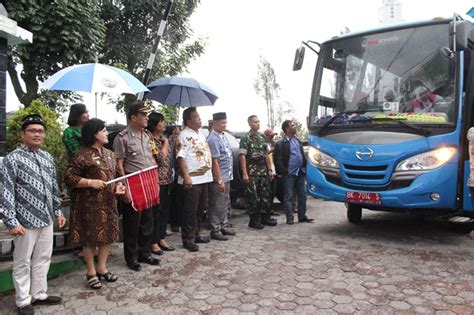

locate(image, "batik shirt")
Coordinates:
0 146 63 230
239 131 268 177
153 134 174 185
176 127 213 185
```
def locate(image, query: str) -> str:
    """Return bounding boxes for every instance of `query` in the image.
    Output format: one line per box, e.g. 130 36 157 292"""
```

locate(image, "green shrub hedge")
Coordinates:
6 100 67 181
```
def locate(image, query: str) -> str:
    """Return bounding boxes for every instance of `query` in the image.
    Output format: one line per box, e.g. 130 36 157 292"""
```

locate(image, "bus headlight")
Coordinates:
308 147 339 168
395 147 456 171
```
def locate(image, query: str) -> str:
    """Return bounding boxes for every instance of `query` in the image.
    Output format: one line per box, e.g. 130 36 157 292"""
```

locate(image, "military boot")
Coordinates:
248 214 264 229
261 215 278 226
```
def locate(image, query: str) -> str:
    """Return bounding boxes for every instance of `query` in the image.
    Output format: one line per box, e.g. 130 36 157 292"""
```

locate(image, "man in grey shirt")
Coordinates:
206 112 236 240
1 114 66 315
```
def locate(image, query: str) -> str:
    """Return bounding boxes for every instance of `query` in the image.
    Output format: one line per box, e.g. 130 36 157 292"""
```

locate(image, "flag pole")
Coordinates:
137 0 174 101
106 165 158 185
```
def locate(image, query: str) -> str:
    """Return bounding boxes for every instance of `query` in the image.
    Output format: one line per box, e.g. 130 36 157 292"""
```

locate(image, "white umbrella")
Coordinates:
41 63 149 117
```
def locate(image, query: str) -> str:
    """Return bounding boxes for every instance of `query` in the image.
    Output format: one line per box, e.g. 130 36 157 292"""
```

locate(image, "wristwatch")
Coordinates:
217 179 223 185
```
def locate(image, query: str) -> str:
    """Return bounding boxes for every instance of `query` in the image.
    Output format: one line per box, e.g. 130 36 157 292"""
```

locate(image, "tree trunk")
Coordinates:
266 99 270 129
7 58 39 108
20 70 39 107
7 57 26 105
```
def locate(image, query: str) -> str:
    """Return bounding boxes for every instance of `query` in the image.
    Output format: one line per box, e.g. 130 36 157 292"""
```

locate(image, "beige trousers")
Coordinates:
13 224 53 307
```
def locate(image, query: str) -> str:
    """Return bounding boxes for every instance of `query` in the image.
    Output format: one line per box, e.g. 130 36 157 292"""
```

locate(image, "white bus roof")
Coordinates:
324 15 473 44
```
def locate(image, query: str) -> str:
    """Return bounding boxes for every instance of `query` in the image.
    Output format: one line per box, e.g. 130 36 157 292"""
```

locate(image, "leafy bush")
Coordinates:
6 100 67 182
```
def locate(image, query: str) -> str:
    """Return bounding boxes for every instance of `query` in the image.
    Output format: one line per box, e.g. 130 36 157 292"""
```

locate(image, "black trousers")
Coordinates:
121 202 153 263
152 184 171 243
180 183 208 245
169 182 183 228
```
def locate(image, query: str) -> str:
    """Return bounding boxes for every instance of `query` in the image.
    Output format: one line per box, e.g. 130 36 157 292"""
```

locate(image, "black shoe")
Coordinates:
262 219 278 226
183 243 199 252
195 236 210 243
151 249 164 256
286 218 294 225
211 232 229 241
221 228 236 236
32 295 62 306
171 226 180 233
160 245 175 252
137 256 160 265
248 221 264 229
299 216 315 223
127 261 142 271
17 304 34 315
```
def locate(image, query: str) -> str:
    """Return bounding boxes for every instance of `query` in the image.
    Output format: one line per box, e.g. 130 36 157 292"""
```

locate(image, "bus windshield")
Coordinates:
309 22 456 130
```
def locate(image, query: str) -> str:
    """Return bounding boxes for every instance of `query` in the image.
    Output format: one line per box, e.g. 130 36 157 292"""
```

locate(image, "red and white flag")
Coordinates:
124 166 160 212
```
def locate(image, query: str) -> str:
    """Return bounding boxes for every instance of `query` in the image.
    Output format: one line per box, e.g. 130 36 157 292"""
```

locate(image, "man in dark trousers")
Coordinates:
177 107 213 252
274 120 314 225
114 101 160 271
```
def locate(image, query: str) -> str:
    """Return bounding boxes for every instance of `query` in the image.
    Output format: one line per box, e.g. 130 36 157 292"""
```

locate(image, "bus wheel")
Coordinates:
347 204 362 223
452 224 473 234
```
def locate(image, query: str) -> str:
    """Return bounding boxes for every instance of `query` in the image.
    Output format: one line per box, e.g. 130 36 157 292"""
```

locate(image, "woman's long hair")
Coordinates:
67 103 87 127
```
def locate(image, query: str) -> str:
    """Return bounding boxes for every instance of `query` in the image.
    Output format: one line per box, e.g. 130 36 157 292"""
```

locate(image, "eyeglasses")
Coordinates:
25 128 45 135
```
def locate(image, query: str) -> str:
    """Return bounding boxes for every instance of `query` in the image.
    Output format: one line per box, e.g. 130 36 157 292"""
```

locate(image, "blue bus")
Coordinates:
294 16 474 230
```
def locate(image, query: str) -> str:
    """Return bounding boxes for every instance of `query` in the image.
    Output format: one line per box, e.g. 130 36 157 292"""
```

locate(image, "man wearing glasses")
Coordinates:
0 114 66 315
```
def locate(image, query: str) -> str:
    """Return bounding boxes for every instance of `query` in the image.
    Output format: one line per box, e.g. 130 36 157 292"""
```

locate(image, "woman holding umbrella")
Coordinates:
64 119 126 289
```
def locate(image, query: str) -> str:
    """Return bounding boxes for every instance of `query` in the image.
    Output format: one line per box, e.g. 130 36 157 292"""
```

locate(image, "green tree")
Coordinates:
6 100 67 181
3 0 106 107
254 55 280 129
157 105 180 124
98 0 206 114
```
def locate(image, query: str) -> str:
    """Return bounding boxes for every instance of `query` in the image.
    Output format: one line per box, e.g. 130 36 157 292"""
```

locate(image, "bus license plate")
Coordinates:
346 191 381 205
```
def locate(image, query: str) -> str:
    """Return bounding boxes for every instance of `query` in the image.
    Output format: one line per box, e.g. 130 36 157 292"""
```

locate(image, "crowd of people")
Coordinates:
0 101 313 314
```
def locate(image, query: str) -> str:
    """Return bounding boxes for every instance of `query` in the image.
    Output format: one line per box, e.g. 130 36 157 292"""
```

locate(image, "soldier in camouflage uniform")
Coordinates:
239 115 278 229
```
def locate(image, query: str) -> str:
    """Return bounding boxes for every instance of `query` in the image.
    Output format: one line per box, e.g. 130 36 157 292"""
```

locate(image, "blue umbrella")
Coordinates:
41 63 149 94
145 76 218 107
40 63 149 117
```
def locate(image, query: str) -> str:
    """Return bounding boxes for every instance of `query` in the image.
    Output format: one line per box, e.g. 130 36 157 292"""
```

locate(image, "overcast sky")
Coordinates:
6 0 474 130
185 0 473 131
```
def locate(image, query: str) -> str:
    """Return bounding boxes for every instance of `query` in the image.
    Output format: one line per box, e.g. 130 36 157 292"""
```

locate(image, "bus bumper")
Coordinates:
307 163 457 209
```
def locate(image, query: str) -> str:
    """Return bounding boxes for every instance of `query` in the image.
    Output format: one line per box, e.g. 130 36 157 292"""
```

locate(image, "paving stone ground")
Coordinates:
2 198 474 314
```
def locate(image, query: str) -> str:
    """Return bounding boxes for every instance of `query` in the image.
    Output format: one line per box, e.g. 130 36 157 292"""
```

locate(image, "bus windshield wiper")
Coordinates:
317 108 383 136
360 117 431 136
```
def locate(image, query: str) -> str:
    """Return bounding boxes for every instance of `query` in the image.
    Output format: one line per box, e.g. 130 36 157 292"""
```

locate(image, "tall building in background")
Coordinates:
379 0 402 24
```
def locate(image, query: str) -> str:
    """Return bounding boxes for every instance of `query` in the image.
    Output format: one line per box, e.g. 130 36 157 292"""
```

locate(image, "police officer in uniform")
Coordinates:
113 101 160 271
239 115 277 229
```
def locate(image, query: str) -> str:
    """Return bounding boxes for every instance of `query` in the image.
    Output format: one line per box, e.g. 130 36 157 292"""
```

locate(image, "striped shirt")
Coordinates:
0 146 63 230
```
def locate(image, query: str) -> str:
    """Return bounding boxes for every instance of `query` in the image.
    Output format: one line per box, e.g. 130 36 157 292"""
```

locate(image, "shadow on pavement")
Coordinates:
314 211 473 246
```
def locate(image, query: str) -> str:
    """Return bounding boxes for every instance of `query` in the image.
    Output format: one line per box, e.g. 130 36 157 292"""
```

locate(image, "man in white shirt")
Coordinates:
177 107 213 252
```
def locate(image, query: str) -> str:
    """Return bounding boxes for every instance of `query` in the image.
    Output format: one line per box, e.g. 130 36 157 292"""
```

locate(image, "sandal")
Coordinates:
97 271 118 282
86 274 102 289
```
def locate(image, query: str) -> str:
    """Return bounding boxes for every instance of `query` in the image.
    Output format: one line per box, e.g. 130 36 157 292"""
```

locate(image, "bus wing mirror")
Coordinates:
440 47 454 59
293 46 305 71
